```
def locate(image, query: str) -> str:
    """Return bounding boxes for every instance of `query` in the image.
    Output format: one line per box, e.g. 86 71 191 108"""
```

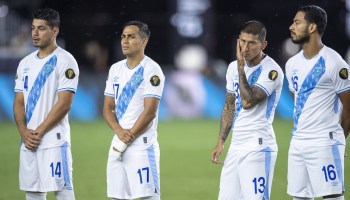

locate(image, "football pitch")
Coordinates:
1 118 349 199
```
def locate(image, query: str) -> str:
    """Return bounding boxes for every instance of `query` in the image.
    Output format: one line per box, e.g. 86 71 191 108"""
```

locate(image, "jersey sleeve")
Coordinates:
285 59 296 93
14 59 25 93
254 64 281 96
226 62 235 94
57 53 79 93
143 64 165 99
328 56 350 94
104 65 115 97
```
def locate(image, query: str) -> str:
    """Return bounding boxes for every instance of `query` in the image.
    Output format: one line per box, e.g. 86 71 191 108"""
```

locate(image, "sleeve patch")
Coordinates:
150 75 160 86
268 70 278 81
339 68 348 79
65 68 76 79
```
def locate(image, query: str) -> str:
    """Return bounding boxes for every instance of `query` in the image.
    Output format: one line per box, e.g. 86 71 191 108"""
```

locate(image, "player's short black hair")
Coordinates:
123 21 151 39
298 5 327 36
240 20 266 42
32 8 60 29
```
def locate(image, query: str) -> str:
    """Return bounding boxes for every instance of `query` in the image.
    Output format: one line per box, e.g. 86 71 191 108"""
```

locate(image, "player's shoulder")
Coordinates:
227 60 238 71
109 59 127 70
262 56 282 71
19 50 38 63
321 46 342 61
286 50 303 68
142 56 164 75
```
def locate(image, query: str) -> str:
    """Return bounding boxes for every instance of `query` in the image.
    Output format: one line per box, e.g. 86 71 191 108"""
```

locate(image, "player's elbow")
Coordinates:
241 102 253 110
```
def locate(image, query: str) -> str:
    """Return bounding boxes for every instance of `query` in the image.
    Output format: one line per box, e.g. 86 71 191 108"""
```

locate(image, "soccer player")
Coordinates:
286 5 350 200
13 8 79 200
211 20 284 199
103 21 164 200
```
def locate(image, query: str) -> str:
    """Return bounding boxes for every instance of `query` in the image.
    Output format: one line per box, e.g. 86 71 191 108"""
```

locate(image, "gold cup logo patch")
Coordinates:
65 68 76 79
339 68 348 80
150 75 160 86
268 70 278 81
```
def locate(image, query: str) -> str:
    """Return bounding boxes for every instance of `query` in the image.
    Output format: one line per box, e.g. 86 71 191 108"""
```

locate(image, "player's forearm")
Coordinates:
103 108 123 134
35 99 72 136
218 94 235 142
341 109 350 138
238 67 254 108
13 98 27 137
130 110 156 138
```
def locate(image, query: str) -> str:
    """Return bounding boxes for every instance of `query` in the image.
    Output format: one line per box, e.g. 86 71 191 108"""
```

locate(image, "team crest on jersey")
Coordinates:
150 75 160 86
339 68 348 79
268 70 278 81
314 65 323 75
65 68 76 79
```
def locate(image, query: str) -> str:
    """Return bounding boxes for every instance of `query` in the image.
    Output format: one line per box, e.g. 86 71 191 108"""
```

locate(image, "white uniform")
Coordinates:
219 55 283 200
14 47 79 192
104 56 164 199
285 46 350 197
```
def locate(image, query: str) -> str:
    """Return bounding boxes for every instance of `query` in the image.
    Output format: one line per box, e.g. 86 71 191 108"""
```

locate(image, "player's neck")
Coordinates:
302 37 324 59
126 54 145 69
246 52 266 67
38 42 58 59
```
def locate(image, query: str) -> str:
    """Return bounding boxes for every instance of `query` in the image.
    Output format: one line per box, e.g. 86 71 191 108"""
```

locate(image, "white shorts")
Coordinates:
19 142 74 192
287 143 345 198
107 140 160 199
218 148 277 200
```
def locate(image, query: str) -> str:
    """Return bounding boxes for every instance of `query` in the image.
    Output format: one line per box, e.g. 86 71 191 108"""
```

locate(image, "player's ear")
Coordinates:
52 27 59 37
308 23 317 34
261 40 267 51
142 38 148 47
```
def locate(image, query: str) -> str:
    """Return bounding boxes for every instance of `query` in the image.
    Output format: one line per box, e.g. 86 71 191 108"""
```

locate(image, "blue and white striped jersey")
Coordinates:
286 46 350 146
226 55 284 151
104 56 165 150
14 47 79 149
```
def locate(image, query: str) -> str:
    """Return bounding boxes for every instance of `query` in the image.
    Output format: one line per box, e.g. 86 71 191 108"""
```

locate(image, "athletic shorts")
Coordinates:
287 143 345 198
107 139 160 199
19 142 74 192
218 149 277 200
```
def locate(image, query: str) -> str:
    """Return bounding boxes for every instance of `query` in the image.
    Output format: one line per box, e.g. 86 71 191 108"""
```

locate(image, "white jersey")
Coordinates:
14 47 79 149
285 46 350 146
104 56 165 150
226 55 284 151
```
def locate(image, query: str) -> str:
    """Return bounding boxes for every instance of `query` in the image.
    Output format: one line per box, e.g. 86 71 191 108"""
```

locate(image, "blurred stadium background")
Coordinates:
0 0 350 199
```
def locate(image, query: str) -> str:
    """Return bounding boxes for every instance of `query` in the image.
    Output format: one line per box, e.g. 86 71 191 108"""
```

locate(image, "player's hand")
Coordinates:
236 38 246 68
21 129 41 150
122 129 136 144
211 141 224 164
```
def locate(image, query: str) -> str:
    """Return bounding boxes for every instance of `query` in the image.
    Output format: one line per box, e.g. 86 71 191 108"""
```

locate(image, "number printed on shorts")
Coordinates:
50 162 61 177
322 164 337 182
137 167 149 184
253 177 266 194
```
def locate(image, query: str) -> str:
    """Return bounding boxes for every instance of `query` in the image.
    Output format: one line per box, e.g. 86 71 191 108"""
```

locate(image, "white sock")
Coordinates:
323 196 344 200
55 186 75 200
26 192 46 200
140 196 160 200
293 197 314 200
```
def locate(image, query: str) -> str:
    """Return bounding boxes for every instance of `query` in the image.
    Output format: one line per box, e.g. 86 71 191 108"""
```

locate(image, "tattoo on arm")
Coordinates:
219 93 236 142
238 67 267 109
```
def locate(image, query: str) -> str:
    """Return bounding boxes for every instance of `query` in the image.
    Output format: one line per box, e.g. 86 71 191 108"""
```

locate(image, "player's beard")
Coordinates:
291 29 310 44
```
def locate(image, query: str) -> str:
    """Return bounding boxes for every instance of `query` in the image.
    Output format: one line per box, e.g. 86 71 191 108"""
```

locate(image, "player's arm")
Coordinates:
13 92 40 150
103 96 124 137
338 90 350 138
211 92 235 164
34 91 75 139
236 39 267 109
126 97 159 142
238 68 267 109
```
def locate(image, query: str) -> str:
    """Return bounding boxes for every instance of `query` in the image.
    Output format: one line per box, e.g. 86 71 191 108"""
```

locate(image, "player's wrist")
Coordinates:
114 140 128 152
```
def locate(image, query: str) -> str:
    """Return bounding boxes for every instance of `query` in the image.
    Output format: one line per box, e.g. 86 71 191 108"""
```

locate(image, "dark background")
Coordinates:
3 0 348 72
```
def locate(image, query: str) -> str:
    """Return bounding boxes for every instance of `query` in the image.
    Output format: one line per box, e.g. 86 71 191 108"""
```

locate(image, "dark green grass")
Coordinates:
1 118 349 199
